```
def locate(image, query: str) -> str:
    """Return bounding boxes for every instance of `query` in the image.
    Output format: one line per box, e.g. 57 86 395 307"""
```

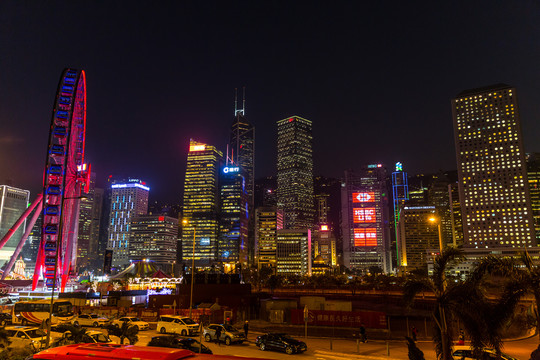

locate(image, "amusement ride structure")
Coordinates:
0 68 89 292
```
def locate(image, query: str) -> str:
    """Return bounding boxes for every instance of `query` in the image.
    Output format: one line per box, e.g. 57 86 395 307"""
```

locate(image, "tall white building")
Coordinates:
452 84 535 248
106 179 149 269
0 185 30 264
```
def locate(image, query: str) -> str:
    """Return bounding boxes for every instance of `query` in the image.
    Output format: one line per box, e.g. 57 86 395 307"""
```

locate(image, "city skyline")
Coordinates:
3 2 540 203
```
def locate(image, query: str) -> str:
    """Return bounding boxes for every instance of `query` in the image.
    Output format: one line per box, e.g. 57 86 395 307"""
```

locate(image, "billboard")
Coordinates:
354 228 377 247
352 192 375 203
353 208 376 223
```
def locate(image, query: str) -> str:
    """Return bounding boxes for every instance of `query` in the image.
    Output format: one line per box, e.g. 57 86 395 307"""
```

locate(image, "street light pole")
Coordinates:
189 225 196 319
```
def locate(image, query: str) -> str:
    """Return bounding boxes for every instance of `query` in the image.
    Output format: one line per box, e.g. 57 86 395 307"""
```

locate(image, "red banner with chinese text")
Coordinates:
290 309 387 329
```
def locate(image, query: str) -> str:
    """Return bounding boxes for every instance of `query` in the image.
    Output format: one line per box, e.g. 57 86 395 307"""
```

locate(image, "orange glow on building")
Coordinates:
320 224 328 231
354 228 377 247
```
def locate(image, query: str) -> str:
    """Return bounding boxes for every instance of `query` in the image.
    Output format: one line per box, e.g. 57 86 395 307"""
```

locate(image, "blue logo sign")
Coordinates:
223 251 230 258
223 167 239 174
200 237 210 246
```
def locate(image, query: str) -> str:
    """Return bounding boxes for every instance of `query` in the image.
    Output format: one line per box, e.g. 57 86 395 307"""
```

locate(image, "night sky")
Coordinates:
2 1 540 202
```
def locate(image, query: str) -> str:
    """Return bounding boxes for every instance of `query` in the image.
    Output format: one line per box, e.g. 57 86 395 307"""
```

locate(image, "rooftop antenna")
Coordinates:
234 88 238 116
242 86 246 116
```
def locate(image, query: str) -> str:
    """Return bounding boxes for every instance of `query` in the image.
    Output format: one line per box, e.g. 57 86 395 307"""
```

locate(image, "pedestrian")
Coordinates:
411 326 418 342
359 323 367 343
457 329 465 345
215 325 222 346
243 321 249 338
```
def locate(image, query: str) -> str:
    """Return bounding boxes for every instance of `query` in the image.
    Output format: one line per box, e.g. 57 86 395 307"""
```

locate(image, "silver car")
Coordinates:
203 324 246 346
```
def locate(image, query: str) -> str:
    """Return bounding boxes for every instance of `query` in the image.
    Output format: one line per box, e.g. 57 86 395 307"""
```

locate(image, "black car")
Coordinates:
147 335 212 354
255 333 307 355
0 313 11 326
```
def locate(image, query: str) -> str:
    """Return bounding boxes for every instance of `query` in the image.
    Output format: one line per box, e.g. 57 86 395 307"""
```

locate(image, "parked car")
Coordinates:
255 333 307 355
5 326 60 350
111 317 149 331
147 335 212 354
452 345 518 360
72 314 109 327
0 312 12 326
203 324 246 345
57 330 115 345
157 316 199 335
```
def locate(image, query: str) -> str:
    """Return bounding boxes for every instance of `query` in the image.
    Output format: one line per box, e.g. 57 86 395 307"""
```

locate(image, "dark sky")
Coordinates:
2 1 540 203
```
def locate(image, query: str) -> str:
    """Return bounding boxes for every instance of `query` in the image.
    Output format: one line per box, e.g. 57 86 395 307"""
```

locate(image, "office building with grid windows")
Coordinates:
182 140 223 267
452 84 535 248
106 179 149 269
129 215 178 269
277 116 314 230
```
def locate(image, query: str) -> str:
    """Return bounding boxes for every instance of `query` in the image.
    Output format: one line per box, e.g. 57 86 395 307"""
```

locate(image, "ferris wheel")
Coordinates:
34 68 89 291
0 68 89 292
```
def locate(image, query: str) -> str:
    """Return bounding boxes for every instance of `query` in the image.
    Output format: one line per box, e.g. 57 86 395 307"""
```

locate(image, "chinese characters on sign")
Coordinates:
354 228 377 246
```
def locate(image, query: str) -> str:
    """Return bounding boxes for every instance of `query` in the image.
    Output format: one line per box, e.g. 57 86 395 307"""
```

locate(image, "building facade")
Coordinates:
276 229 311 276
106 179 149 270
0 185 30 264
452 84 535 248
254 206 283 270
398 206 440 270
277 116 314 230
182 140 223 267
129 215 178 269
527 153 540 244
219 165 249 270
341 166 391 273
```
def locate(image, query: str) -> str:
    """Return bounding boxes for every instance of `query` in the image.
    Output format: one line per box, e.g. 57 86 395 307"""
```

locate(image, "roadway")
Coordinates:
122 328 538 359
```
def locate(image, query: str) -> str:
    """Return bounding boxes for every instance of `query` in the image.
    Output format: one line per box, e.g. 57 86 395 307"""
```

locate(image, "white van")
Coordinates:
157 316 199 335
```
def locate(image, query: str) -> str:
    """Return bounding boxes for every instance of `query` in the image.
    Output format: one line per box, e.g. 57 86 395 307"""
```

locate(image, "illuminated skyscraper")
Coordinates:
77 172 97 271
277 116 314 230
219 164 249 270
448 182 464 247
106 179 149 269
452 84 535 248
341 165 391 273
398 206 439 270
255 206 283 270
391 162 408 268
129 215 178 269
182 140 223 267
229 90 255 264
0 185 30 264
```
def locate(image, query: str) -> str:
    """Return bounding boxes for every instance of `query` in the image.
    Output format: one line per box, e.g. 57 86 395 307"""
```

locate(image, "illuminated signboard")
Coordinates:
352 192 375 203
200 237 210 246
111 183 150 191
353 208 376 223
395 162 403 172
189 144 206 152
223 167 239 174
320 225 329 231
367 164 382 169
354 228 377 247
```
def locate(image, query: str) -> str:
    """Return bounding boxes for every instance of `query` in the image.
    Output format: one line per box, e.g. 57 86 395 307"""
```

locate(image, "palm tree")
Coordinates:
403 247 519 360
474 251 540 342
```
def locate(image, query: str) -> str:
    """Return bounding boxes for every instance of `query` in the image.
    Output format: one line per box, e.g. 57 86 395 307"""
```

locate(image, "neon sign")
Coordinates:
189 144 206 152
395 162 403 172
353 208 376 223
111 183 150 191
320 225 329 231
223 167 239 174
367 164 382 169
200 237 210 246
353 192 375 203
354 228 377 247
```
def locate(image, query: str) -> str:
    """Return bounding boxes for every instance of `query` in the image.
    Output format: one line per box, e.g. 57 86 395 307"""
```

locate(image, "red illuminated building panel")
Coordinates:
352 192 375 203
354 228 377 247
353 208 376 223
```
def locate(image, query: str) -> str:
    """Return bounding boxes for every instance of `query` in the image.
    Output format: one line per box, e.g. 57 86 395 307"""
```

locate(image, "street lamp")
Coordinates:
46 194 87 346
182 219 196 318
428 216 443 252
